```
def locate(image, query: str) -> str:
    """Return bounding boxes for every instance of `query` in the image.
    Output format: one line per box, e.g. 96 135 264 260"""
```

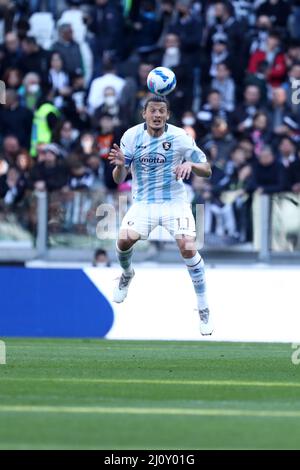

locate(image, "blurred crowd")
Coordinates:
1 0 300 243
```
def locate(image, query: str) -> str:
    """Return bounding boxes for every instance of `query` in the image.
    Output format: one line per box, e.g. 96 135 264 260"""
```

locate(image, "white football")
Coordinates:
147 67 177 96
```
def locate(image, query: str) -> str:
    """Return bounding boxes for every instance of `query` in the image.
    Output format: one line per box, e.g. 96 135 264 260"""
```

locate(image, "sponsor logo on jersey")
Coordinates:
163 142 172 151
139 153 166 169
127 221 134 226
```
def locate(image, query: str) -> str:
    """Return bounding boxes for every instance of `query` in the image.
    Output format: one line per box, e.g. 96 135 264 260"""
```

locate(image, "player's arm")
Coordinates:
175 135 212 180
190 161 212 178
108 143 129 184
174 161 211 180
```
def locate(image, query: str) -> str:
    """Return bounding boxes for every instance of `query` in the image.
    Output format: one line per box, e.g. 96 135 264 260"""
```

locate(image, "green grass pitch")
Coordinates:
0 339 300 449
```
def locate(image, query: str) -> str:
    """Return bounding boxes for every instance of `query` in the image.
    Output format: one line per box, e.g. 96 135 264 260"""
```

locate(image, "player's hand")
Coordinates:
108 144 125 167
174 162 193 181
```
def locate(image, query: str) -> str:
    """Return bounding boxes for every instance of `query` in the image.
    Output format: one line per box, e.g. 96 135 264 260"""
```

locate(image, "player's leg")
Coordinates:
176 235 213 336
113 203 155 303
163 202 213 335
113 228 139 303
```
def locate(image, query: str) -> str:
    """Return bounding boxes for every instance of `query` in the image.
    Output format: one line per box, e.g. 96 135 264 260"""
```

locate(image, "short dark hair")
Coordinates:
23 35 37 46
94 248 107 258
144 94 170 111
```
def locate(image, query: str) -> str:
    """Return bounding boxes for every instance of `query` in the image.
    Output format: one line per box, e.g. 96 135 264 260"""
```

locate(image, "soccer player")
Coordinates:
108 95 213 335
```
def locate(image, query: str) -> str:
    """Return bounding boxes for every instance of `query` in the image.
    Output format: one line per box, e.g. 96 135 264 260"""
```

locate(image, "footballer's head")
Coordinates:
143 95 170 134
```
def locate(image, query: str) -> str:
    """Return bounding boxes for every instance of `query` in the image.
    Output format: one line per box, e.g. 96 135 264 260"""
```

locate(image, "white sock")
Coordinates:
116 243 134 274
183 253 209 311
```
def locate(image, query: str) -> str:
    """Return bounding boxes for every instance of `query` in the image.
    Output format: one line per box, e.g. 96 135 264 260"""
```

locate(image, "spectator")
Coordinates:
230 84 263 135
62 71 90 131
285 146 300 193
48 51 70 109
202 117 236 169
197 89 229 136
1 31 23 74
268 87 295 138
248 30 287 88
277 136 297 168
76 132 98 159
247 146 284 194
2 67 23 91
0 89 33 149
68 157 94 191
150 33 195 117
52 23 83 77
246 15 273 55
93 86 125 129
284 39 300 70
131 62 154 119
53 120 79 156
211 61 235 111
131 0 163 54
283 61 300 124
88 0 124 64
277 135 298 191
30 92 60 156
244 60 269 105
238 136 255 163
206 33 231 82
93 248 111 267
87 60 125 114
19 72 42 111
206 1 243 63
28 0 57 17
0 166 24 205
181 110 199 141
19 36 49 85
96 113 121 191
168 0 202 66
248 111 272 157
59 0 87 44
255 0 291 30
85 153 105 190
1 135 21 165
217 145 253 242
29 143 69 192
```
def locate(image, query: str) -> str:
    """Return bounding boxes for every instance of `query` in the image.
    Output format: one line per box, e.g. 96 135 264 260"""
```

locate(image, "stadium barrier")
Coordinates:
0 190 299 262
0 267 113 338
0 264 299 342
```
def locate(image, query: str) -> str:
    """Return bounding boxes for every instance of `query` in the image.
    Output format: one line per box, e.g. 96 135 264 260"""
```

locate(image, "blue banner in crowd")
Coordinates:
0 268 114 338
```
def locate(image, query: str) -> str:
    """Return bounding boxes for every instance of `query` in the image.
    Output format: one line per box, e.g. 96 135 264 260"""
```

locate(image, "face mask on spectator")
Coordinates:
258 26 269 33
182 117 196 126
104 96 117 106
166 46 180 56
28 83 40 94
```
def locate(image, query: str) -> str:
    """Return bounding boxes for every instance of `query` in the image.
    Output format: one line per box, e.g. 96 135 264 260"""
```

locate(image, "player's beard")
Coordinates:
148 120 165 136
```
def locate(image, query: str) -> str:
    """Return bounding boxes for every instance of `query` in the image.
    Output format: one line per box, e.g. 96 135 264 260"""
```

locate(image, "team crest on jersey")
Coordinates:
162 142 171 151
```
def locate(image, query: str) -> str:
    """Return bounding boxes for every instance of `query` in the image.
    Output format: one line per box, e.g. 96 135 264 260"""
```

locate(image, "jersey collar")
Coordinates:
143 123 169 132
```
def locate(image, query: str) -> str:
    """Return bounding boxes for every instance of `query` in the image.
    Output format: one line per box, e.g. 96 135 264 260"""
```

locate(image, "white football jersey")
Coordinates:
120 123 207 203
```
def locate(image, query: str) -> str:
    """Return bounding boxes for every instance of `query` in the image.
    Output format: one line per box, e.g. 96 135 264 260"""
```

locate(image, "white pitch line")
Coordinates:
0 405 300 418
1 377 300 388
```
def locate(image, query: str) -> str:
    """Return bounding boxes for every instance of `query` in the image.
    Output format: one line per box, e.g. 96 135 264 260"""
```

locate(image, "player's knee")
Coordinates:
177 237 197 258
117 230 139 251
181 247 197 258
117 239 134 251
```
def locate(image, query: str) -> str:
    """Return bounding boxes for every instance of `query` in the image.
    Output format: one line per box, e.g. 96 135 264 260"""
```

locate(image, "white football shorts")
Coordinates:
120 201 196 239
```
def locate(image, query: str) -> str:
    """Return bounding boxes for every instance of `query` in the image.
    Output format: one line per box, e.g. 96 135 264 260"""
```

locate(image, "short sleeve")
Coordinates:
120 131 134 168
181 133 207 164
